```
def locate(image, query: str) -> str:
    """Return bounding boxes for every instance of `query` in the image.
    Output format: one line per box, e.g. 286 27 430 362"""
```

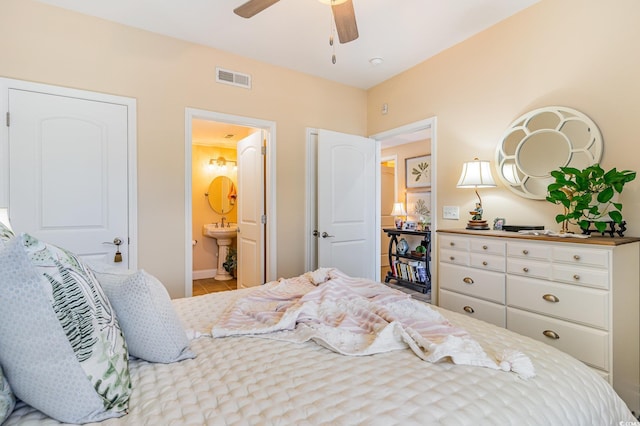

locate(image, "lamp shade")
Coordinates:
390 202 407 216
456 159 497 188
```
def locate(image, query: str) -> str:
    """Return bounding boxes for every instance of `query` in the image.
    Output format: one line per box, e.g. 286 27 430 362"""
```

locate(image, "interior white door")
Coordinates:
237 131 265 288
8 88 130 267
317 129 377 280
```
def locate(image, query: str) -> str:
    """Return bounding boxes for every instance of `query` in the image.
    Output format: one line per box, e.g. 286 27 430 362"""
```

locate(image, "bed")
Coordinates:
2 262 635 426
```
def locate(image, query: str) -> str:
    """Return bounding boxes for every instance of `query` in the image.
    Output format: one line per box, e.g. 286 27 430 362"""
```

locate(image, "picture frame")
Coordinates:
402 221 417 231
405 191 431 224
493 217 506 230
405 155 431 189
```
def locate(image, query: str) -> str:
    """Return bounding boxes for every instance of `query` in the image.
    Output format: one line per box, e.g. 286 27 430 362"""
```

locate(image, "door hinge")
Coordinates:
261 214 267 224
5 112 9 127
261 146 266 155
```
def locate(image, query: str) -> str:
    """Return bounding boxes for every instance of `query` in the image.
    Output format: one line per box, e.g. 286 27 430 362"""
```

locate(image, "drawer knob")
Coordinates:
449 256 455 261
463 277 474 284
543 330 560 340
542 294 560 303
573 274 580 280
482 261 488 266
522 249 529 255
573 255 581 260
482 245 488 250
463 306 475 314
523 267 529 273
450 242 455 246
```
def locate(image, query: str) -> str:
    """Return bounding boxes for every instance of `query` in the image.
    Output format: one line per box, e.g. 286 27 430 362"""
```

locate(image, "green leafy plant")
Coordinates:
546 164 636 233
223 247 237 274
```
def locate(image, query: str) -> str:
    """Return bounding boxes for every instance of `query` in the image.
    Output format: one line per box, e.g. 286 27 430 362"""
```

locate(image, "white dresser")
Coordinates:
438 229 640 414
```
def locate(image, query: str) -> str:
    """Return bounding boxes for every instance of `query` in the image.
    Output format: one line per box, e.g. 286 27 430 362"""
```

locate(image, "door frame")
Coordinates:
370 116 438 301
0 77 138 268
184 108 276 297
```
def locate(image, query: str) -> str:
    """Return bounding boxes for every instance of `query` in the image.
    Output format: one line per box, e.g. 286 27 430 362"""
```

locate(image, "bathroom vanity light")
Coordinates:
209 157 237 172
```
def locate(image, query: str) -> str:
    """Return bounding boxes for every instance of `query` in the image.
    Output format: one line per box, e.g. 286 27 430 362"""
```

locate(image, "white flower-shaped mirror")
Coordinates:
495 106 603 200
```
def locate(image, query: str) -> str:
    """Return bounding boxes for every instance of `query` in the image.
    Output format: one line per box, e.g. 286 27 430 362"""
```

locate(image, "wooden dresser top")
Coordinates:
437 228 640 246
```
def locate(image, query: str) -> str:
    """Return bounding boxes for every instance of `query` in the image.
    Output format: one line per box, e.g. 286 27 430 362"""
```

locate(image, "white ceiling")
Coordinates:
37 0 539 90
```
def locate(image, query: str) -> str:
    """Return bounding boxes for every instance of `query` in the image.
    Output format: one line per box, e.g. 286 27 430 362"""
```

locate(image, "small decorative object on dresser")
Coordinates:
493 217 505 230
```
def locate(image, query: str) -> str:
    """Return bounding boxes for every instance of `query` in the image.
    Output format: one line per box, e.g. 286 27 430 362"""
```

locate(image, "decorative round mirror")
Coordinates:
495 106 603 200
207 176 237 214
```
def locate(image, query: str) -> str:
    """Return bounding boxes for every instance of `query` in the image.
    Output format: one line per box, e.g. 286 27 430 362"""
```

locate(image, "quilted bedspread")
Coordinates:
6 275 635 425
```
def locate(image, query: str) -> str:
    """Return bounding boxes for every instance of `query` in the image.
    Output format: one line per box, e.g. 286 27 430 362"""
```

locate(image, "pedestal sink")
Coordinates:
203 224 237 281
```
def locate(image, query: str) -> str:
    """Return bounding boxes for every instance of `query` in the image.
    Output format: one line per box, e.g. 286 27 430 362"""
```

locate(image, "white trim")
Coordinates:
185 108 277 297
304 128 318 272
192 268 217 280
370 117 437 303
0 78 138 269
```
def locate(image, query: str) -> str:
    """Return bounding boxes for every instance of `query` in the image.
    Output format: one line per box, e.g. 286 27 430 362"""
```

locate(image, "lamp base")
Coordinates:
466 219 489 230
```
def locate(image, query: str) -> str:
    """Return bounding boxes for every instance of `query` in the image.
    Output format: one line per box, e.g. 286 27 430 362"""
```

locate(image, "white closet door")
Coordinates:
8 88 130 267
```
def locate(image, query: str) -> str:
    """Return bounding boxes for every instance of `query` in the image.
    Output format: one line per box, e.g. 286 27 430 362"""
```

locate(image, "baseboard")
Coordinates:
193 269 216 280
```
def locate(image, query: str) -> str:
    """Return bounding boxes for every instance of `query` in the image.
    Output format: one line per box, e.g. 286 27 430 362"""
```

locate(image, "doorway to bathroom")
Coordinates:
185 108 277 297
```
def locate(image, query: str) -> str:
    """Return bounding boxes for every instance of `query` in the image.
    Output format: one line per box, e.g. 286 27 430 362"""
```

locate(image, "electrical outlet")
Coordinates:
443 206 459 220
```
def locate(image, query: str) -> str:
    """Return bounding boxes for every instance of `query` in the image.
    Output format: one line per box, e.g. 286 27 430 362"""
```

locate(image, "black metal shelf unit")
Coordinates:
383 228 431 293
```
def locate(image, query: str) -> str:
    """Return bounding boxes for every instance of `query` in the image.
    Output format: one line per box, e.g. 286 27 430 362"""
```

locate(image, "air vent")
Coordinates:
216 67 252 89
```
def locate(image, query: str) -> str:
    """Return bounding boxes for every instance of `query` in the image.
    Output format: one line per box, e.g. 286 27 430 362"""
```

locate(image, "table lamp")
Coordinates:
456 158 496 230
390 202 407 229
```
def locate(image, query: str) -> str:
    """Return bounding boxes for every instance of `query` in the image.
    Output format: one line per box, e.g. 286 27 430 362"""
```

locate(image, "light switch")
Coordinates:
443 206 459 220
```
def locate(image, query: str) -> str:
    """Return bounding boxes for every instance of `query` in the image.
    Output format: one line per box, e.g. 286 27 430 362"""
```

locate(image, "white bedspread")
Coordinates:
5 275 635 425
212 270 534 378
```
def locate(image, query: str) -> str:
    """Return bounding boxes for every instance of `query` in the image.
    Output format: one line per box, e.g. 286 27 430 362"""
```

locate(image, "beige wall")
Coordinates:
368 0 640 236
0 0 367 297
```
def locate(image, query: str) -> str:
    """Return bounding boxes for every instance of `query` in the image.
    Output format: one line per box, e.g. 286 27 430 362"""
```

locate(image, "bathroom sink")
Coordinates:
203 224 237 240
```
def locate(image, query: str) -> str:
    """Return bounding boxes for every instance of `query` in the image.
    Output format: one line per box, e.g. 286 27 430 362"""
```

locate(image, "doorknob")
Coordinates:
102 237 123 263
321 232 334 238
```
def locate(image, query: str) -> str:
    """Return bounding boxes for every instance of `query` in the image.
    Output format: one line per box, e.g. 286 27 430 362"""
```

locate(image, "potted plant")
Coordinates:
223 247 237 277
546 164 636 235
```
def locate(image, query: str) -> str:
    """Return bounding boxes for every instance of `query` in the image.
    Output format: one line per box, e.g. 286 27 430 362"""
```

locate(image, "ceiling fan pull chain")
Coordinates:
329 2 337 64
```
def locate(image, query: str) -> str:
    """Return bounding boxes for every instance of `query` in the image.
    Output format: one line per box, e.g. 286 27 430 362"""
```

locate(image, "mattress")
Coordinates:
5 280 635 425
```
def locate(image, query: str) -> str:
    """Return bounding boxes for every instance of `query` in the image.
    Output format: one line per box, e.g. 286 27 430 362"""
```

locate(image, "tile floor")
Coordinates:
192 278 237 296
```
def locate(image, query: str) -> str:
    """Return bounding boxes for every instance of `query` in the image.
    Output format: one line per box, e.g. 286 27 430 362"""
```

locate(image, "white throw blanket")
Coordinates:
212 269 535 378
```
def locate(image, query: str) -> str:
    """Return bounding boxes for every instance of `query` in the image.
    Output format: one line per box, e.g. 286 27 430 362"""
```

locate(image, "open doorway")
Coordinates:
185 109 277 297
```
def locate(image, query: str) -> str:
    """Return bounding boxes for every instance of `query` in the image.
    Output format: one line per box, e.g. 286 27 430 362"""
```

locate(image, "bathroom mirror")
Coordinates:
495 106 603 199
207 176 237 214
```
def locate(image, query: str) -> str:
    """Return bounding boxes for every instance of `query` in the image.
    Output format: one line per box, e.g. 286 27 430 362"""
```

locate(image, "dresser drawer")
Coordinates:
552 264 609 289
440 248 469 266
439 263 505 303
507 242 551 261
506 258 551 280
440 289 506 327
439 235 469 251
470 253 505 273
507 275 609 329
470 239 505 256
552 246 609 269
507 307 609 370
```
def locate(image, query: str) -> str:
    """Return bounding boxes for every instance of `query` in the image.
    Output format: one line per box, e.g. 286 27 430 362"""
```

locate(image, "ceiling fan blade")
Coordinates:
332 0 359 43
234 0 280 18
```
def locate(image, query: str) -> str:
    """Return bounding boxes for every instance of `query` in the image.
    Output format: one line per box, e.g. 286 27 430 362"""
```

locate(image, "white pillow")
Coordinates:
0 208 14 244
0 235 131 423
0 366 15 425
93 268 195 363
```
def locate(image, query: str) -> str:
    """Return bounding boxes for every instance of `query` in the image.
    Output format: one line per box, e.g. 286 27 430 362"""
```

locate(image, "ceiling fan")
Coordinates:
234 0 359 44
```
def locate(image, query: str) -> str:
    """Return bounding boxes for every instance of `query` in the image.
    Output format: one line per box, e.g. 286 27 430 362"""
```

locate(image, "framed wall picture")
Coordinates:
406 191 431 224
405 155 431 189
